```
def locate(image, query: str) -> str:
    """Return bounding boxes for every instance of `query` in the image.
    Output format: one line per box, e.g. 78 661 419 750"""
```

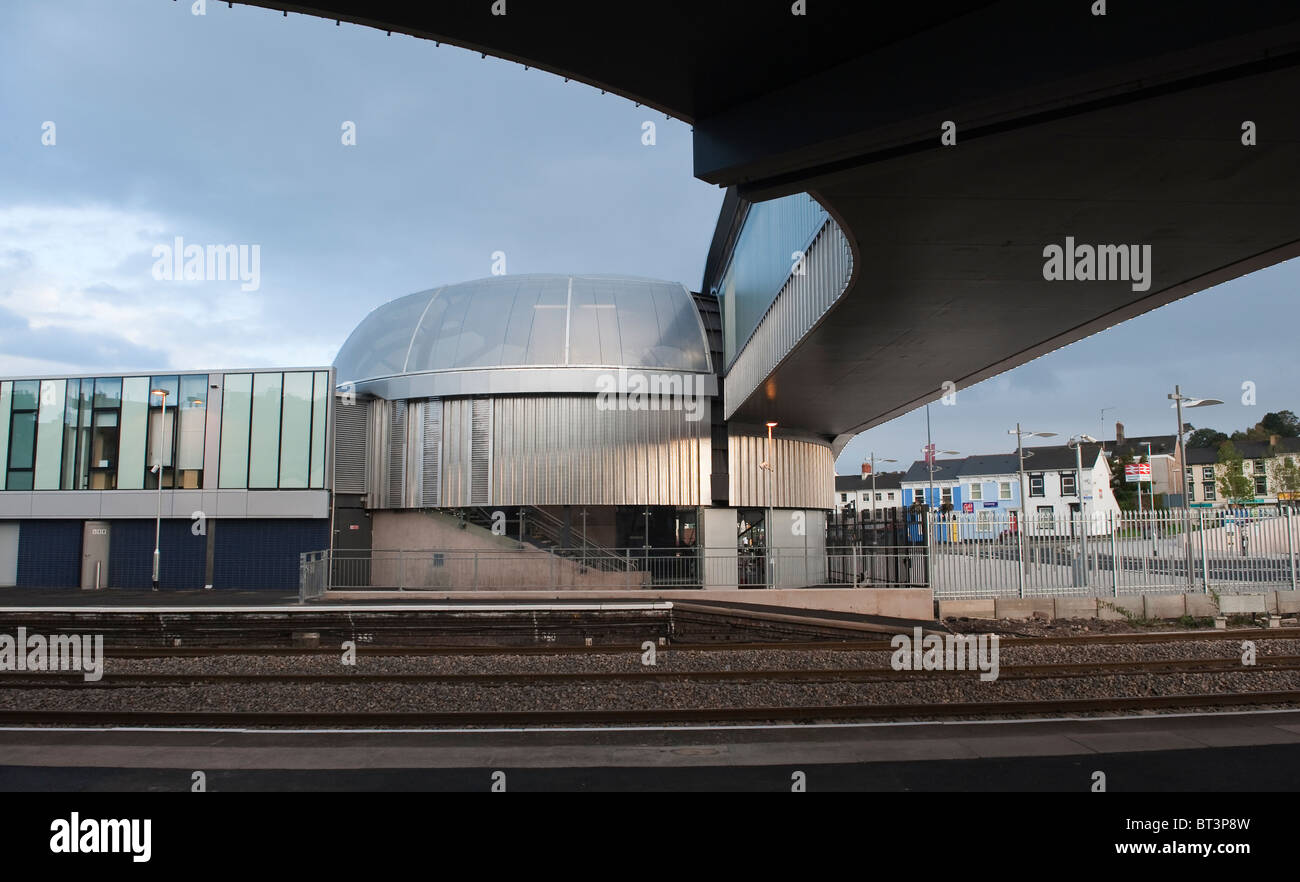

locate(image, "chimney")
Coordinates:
1115 422 1125 445
1270 433 1281 448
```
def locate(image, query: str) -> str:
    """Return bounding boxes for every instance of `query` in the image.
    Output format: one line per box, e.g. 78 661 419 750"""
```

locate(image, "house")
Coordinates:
1105 424 1180 501
1184 435 1300 507
899 443 1122 538
833 471 904 520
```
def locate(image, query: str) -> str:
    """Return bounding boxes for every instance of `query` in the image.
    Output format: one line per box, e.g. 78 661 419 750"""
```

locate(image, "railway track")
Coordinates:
92 625 1300 657
3 655 1300 687
2 691 1298 728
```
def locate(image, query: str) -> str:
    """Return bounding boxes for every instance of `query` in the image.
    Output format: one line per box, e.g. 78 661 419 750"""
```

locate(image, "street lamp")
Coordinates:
1007 424 1057 597
1169 386 1222 590
150 388 170 591
761 421 778 590
864 453 898 524
1068 433 1099 587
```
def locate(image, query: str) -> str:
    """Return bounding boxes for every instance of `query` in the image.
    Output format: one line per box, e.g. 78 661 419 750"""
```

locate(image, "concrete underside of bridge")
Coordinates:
237 1 1300 442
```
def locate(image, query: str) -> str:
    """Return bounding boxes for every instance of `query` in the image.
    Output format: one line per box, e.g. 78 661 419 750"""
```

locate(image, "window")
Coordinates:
219 374 253 489
976 510 992 532
1202 466 1214 480
969 482 983 501
841 493 848 503
1255 472 1267 496
145 376 179 490
116 377 150 490
887 492 895 501
5 380 39 490
1060 471 1077 496
875 492 882 501
1036 505 1055 530
941 487 952 506
999 481 1012 500
0 382 10 490
1203 482 1216 501
1029 473 1045 497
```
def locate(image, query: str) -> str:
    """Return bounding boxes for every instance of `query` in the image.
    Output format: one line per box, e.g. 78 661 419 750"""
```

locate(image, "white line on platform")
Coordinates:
1 707 1296 737
0 603 675 613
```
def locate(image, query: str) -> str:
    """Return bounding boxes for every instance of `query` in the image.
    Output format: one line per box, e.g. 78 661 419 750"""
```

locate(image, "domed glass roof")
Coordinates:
334 274 711 385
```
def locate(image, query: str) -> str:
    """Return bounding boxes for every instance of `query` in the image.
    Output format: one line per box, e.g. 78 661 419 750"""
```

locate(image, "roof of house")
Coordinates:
900 444 1105 483
834 471 904 492
1186 437 1300 465
1107 434 1178 458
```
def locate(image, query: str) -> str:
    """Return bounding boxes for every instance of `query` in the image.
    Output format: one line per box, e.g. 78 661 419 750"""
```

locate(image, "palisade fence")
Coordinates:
927 507 1300 598
298 507 1300 601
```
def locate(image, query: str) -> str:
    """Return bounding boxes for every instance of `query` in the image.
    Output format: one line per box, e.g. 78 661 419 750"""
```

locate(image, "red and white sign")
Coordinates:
962 502 974 513
861 462 872 477
1124 463 1152 483
923 443 936 466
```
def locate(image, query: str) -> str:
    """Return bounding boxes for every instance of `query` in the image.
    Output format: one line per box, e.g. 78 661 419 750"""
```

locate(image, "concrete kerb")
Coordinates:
934 591 1284 621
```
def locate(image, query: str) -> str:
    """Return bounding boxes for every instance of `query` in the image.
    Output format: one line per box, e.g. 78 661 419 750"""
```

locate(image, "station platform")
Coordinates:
3 709 1298 791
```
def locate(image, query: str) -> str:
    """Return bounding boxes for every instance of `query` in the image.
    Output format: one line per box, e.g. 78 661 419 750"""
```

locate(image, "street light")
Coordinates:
1140 439 1157 556
150 388 170 591
864 453 898 524
1068 433 1099 587
761 421 778 590
1169 386 1222 590
1007 424 1057 597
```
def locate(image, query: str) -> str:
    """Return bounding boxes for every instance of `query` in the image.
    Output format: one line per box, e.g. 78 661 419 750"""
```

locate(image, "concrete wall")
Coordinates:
369 510 650 590
938 590 1300 620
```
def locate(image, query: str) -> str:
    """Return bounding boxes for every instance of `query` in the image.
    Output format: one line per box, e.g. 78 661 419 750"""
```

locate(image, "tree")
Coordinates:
1260 410 1300 438
1216 441 1255 504
1111 452 1140 509
1187 427 1228 448
1271 455 1300 503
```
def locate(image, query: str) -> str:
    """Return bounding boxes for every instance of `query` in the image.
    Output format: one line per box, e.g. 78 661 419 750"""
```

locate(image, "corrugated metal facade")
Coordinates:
376 394 709 508
332 397 369 494
728 434 834 510
723 217 854 419
491 396 707 506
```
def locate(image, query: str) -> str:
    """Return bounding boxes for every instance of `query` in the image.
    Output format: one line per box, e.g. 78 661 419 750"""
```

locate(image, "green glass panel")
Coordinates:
34 380 66 490
116 377 149 490
310 371 329 489
219 374 252 489
278 372 313 489
248 373 283 489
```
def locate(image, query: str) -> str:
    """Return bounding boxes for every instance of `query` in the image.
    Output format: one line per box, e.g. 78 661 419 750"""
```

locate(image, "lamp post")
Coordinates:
1068 433 1099 587
865 453 898 524
1140 439 1155 555
1007 424 1058 596
761 422 778 590
150 388 170 591
1168 386 1222 590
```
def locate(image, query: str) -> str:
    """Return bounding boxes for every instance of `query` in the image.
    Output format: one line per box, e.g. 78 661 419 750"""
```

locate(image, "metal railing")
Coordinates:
298 543 930 598
927 507 1300 598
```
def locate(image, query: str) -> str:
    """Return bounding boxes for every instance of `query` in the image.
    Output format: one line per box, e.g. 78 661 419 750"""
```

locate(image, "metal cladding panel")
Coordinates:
723 217 853 419
440 398 471 507
728 434 834 509
387 401 406 506
421 398 442 506
490 396 706 506
470 398 492 504
332 397 369 494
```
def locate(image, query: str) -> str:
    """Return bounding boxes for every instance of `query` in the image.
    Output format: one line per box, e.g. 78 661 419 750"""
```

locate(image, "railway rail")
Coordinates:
3 655 1300 687
1 691 1298 728
89 625 1300 657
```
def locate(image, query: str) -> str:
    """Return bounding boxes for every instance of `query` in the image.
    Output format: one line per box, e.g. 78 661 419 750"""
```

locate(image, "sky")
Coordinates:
2 0 1297 475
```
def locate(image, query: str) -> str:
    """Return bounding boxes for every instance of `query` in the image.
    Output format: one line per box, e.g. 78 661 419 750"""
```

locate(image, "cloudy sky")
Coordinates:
3 0 1296 472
